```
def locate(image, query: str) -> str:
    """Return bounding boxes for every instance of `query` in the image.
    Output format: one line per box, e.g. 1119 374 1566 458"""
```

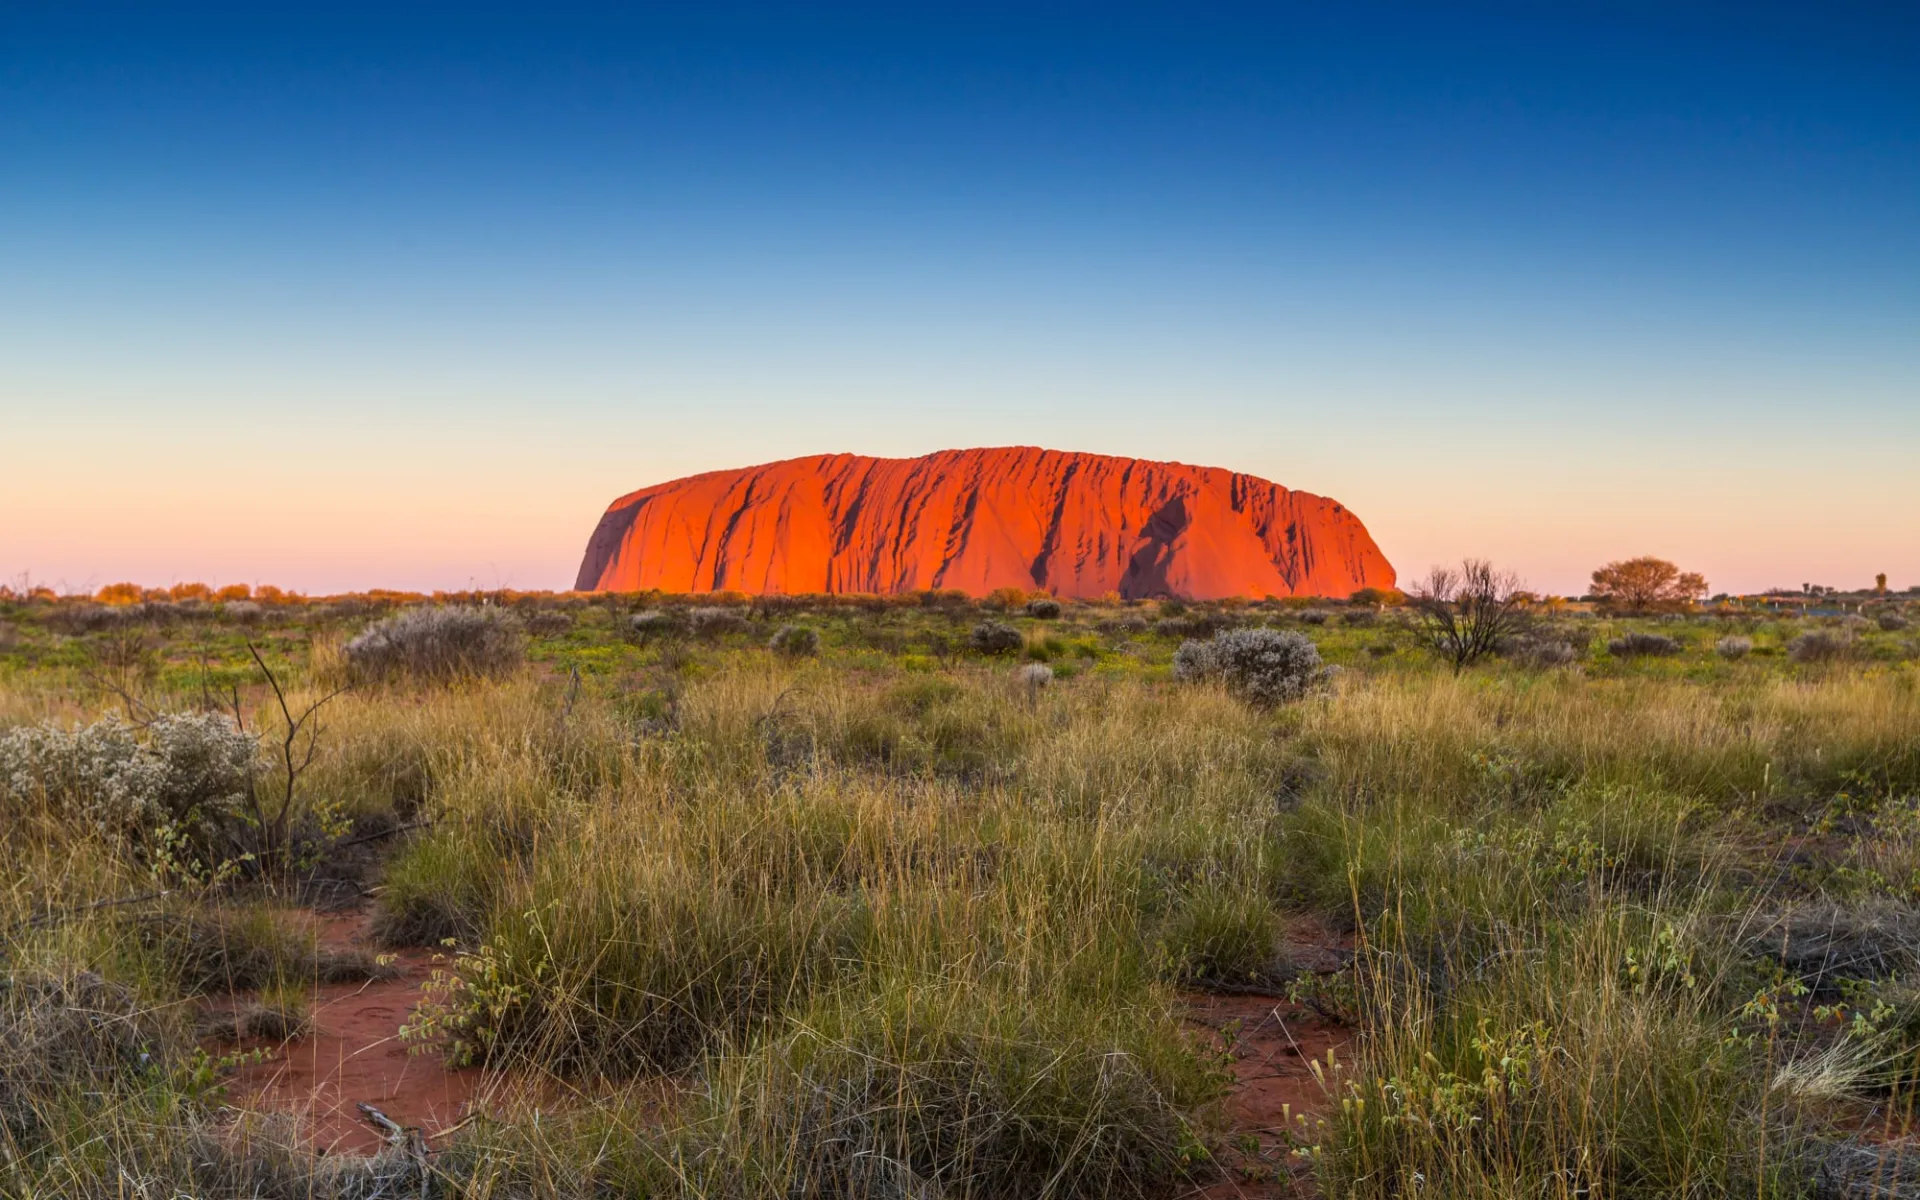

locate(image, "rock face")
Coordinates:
575 447 1395 600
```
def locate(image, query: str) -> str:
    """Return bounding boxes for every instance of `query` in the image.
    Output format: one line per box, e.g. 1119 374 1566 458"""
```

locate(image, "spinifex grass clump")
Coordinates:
1321 906 1798 1199
673 984 1216 1200
344 604 525 684
0 970 175 1147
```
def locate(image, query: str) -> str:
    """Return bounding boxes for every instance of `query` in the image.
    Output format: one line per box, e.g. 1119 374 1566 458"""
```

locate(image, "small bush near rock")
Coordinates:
1608 632 1681 658
769 625 821 658
629 609 687 642
1717 636 1753 660
1788 630 1854 664
344 606 524 684
1880 613 1911 632
1025 597 1062 620
690 607 751 640
1299 609 1331 626
969 621 1024 656
1173 628 1328 706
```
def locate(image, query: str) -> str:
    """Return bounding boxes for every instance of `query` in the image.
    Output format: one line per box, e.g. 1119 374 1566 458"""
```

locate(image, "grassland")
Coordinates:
4 589 1920 1198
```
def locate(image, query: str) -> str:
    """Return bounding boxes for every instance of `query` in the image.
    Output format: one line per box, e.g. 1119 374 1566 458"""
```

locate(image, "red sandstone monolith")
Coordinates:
575 447 1394 599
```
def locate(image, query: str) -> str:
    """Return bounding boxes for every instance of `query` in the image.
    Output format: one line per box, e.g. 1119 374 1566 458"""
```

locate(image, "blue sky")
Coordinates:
3 2 1916 595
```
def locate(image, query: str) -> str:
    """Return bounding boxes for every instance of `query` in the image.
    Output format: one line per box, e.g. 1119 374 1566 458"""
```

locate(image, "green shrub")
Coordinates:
969 620 1023 655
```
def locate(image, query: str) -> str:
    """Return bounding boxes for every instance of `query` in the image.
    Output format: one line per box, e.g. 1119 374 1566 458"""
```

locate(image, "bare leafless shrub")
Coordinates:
344 606 524 684
769 625 821 658
1410 559 1531 672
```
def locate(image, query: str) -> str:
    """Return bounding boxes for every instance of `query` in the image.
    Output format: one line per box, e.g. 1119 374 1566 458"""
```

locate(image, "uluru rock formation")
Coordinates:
575 447 1395 600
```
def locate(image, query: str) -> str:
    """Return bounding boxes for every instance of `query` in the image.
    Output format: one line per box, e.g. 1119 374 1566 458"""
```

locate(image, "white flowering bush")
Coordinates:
0 713 258 868
1173 628 1329 706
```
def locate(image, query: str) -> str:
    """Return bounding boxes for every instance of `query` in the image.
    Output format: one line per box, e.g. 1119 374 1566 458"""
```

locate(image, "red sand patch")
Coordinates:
219 914 484 1155
1185 990 1351 1198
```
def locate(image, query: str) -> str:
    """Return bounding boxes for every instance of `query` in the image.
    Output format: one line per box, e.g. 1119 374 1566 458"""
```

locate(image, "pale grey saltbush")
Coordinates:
344 605 524 684
1788 630 1854 664
1608 632 1681 658
1173 628 1328 706
689 607 751 640
629 609 686 642
769 625 821 658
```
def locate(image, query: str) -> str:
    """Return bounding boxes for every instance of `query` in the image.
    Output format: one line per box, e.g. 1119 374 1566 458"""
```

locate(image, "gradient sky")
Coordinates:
3 2 1916 597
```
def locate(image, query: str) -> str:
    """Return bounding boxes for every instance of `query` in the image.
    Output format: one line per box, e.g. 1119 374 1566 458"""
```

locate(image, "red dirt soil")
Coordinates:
576 446 1396 600
219 915 484 1155
1186 992 1352 1199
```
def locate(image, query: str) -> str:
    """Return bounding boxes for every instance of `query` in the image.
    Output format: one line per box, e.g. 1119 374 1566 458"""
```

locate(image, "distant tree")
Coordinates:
1348 586 1405 608
1409 559 1530 673
1877 573 1889 594
95 582 143 606
215 584 252 602
1590 557 1707 613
